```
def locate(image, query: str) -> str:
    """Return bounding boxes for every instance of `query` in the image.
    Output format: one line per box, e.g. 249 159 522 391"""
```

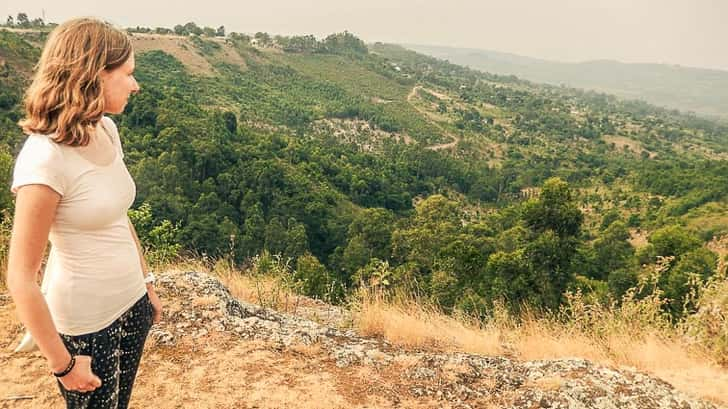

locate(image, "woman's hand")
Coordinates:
57 355 102 393
147 284 162 324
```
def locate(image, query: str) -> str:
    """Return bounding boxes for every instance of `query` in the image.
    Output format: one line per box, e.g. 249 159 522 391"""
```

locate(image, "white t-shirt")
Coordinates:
11 116 146 336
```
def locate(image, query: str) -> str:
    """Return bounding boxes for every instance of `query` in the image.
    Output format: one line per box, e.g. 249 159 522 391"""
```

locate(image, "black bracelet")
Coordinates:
52 355 76 378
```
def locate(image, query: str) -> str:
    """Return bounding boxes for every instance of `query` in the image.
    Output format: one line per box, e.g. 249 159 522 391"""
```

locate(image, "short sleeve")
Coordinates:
11 135 66 196
101 116 124 159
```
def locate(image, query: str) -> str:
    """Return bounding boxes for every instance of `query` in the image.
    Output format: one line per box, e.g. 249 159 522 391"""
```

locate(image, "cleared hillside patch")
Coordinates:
131 34 216 76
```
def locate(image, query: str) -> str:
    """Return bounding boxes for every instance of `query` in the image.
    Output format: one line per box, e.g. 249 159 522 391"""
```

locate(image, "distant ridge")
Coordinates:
404 43 728 120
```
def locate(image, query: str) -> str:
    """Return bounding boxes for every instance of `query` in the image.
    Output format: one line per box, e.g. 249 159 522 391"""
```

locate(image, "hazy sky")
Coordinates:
4 0 728 71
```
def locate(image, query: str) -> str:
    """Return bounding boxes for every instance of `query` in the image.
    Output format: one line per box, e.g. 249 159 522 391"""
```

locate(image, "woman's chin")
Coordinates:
104 106 124 115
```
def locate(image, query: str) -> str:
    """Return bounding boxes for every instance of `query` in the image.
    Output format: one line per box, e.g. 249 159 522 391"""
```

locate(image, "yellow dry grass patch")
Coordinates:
353 288 503 356
628 228 650 249
512 323 606 362
165 258 303 314
131 34 216 76
350 288 728 406
602 134 654 158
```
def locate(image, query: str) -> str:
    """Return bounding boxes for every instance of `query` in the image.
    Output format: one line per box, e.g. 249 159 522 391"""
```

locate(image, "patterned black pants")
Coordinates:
57 293 154 409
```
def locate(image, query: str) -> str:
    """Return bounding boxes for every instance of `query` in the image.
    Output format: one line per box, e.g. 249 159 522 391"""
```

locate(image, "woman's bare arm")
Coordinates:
7 184 70 371
7 184 101 391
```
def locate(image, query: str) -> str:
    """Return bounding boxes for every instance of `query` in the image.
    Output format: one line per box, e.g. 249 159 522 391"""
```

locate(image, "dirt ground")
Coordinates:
0 295 448 409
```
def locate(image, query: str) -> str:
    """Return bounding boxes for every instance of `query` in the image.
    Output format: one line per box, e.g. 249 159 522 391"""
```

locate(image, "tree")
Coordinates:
522 178 583 238
6 15 14 27
430 269 459 311
341 235 371 277
484 249 532 313
229 32 251 43
264 216 309 261
16 13 29 28
264 216 287 256
183 22 203 35
599 208 621 230
346 208 394 260
322 31 368 55
607 268 638 299
518 178 584 309
216 25 225 37
662 247 718 317
254 32 271 46
391 195 461 272
591 221 635 280
241 203 265 257
222 111 237 134
649 225 701 260
294 253 342 302
525 230 577 310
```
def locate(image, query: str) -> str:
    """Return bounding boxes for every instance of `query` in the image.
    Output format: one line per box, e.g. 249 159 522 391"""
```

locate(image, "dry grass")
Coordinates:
163 255 304 314
131 35 216 76
602 134 654 158
352 286 503 356
350 271 728 406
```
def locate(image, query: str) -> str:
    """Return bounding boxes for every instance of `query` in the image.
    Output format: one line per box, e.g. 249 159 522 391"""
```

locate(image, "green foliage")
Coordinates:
127 203 182 266
454 288 489 319
591 221 635 280
321 31 368 55
429 269 459 311
294 253 344 303
599 208 622 230
191 35 221 55
247 251 303 311
484 249 532 313
661 247 718 317
571 275 610 304
264 217 309 262
353 258 396 290
649 225 701 259
607 268 639 300
522 178 583 238
391 195 461 271
2 28 726 338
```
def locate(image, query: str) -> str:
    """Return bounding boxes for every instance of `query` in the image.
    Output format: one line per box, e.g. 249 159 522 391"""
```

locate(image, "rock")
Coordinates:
149 270 719 409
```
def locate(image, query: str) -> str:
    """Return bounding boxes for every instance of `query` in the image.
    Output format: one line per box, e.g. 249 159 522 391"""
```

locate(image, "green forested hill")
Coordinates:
404 43 728 121
1 28 726 318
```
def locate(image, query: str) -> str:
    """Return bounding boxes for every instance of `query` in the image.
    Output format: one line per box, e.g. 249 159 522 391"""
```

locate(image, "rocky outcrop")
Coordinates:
147 270 719 409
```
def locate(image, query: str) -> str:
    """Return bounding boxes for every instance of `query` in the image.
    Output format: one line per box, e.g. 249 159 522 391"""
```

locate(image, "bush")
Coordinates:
128 203 182 266
607 268 638 300
294 253 344 303
682 270 728 365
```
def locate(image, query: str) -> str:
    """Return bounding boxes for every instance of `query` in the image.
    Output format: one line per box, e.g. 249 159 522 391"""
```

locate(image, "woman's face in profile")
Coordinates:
100 51 140 114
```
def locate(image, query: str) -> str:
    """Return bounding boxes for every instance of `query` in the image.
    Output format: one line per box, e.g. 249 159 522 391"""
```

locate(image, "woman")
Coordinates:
6 17 162 408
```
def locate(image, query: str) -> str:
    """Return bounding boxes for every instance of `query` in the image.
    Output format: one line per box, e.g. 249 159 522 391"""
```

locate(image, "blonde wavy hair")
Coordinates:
19 18 132 146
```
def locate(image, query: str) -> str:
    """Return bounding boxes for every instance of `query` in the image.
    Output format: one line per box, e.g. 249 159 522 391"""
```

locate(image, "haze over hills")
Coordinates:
404 44 728 121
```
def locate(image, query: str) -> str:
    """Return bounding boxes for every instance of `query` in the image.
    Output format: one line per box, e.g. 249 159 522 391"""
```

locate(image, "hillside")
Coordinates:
1 270 722 408
403 44 728 121
0 26 727 408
